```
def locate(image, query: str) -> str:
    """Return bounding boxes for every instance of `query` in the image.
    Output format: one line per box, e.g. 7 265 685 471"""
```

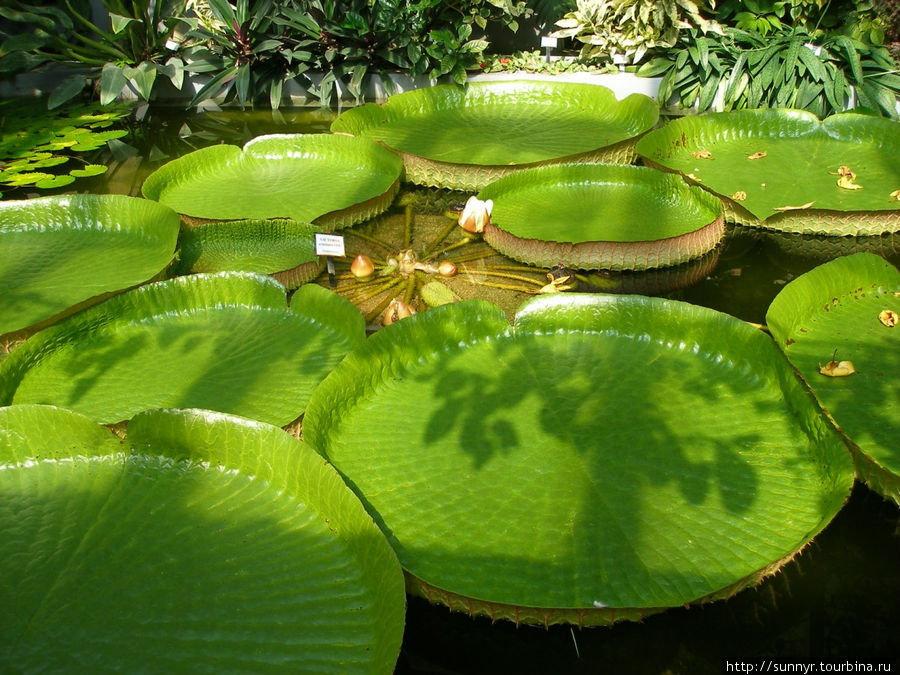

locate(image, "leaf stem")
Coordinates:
422 217 460 258
346 229 396 254
461 269 544 286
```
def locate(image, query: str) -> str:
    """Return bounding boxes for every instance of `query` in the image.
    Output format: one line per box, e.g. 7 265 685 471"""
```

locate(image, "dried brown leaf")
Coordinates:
818 360 856 377
773 201 815 212
878 309 898 327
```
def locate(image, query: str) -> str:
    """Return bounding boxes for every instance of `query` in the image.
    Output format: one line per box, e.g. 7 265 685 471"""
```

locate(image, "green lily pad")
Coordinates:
635 109 900 235
141 133 403 230
69 163 109 178
0 273 364 425
0 99 129 196
0 405 405 673
303 294 854 625
0 195 180 335
766 253 900 503
173 219 324 289
478 163 725 270
33 175 75 189
331 81 659 191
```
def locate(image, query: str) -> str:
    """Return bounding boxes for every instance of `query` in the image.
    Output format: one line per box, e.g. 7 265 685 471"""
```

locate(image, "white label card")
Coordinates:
540 36 558 48
314 233 346 257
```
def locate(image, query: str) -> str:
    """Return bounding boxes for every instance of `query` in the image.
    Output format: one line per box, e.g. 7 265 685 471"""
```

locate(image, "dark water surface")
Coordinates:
70 107 900 673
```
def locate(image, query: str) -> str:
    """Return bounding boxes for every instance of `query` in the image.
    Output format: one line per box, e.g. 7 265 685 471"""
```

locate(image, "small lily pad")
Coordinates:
69 164 109 178
34 175 76 189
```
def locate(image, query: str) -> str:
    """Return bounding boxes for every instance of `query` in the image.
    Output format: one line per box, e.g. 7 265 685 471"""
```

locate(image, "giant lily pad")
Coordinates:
478 163 725 270
635 109 900 235
331 81 659 191
173 219 324 289
141 134 403 229
766 253 900 503
0 195 179 335
0 273 363 425
0 405 405 672
303 294 854 625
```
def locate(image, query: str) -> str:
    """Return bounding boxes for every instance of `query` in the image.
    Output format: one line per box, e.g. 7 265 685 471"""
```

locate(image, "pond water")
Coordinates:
62 107 900 672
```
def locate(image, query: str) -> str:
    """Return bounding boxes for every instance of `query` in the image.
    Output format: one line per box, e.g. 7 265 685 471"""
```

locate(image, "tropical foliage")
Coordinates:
1 0 532 109
183 0 531 107
551 0 721 64
0 0 191 107
638 25 900 117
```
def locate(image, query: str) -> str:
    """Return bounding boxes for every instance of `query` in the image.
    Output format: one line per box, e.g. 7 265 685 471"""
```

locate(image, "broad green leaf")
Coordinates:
303 294 854 624
331 81 659 190
635 109 900 234
33 175 74 189
174 218 323 288
0 405 405 672
124 61 158 101
0 274 365 424
142 134 402 228
235 62 251 105
69 164 108 178
478 164 724 270
108 11 135 33
766 253 900 502
47 73 86 110
0 195 179 335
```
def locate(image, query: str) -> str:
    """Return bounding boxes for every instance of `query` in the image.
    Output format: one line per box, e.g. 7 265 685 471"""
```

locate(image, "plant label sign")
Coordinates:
314 233 346 258
314 233 345 287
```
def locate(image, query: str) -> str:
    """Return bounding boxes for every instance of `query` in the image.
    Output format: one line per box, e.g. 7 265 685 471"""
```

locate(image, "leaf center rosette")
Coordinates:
331 81 659 191
303 294 854 626
635 109 900 236
477 163 725 271
141 133 403 230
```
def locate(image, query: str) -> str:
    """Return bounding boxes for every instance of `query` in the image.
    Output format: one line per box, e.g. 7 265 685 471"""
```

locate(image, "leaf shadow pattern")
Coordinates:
393 303 843 611
0 286 356 426
0 409 404 672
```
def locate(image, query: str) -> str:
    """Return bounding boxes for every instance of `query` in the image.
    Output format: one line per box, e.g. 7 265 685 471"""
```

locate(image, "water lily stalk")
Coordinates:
340 277 402 304
458 278 538 293
404 203 413 249
401 275 417 305
446 246 500 264
421 217 460 258
488 264 552 273
346 230 396 254
461 269 545 286
429 237 480 258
